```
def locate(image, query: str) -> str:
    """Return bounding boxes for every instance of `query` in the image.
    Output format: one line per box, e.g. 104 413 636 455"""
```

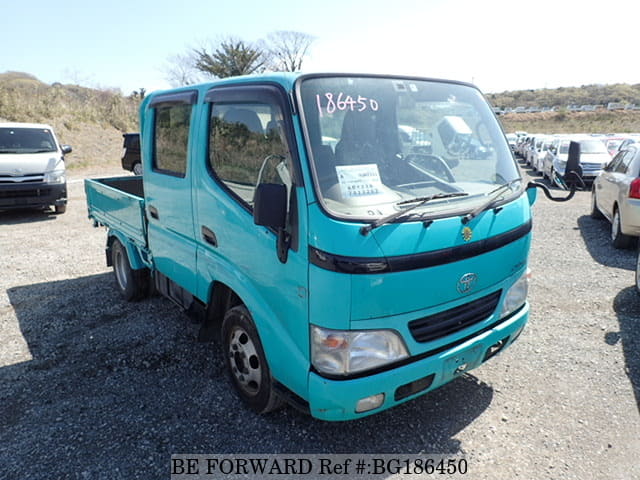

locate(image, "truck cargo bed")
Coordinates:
84 176 147 247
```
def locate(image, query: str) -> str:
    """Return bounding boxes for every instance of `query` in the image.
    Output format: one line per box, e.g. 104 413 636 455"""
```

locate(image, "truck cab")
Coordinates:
86 73 535 421
0 122 71 213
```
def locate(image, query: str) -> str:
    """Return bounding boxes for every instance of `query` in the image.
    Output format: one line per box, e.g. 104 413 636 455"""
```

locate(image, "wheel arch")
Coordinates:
106 231 147 270
198 268 310 402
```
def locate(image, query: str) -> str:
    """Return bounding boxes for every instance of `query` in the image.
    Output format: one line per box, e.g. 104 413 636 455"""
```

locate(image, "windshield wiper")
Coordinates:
360 191 468 235
461 179 522 224
0 149 19 153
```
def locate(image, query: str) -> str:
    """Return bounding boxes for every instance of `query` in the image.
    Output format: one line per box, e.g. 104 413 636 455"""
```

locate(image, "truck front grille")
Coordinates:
408 290 502 343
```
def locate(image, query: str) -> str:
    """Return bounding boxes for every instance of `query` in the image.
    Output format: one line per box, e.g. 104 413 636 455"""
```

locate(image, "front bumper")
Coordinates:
0 181 67 210
307 304 528 421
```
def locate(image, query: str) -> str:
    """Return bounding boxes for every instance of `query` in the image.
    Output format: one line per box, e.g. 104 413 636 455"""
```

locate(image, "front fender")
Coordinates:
198 250 310 403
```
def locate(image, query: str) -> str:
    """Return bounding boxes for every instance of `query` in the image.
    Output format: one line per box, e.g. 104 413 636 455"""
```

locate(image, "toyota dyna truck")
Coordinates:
84 73 545 421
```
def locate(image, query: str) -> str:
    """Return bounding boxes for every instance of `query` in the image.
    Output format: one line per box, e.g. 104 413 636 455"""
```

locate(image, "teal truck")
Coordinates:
85 73 578 421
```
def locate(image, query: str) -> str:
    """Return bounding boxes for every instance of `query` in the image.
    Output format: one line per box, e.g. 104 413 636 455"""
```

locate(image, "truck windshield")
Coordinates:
298 75 521 221
0 127 57 154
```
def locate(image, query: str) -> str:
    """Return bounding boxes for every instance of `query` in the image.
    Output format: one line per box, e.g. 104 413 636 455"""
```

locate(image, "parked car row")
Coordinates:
514 132 617 187
495 103 640 115
513 131 640 254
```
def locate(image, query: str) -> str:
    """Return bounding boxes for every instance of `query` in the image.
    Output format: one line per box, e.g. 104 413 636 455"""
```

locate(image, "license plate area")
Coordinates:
443 345 482 380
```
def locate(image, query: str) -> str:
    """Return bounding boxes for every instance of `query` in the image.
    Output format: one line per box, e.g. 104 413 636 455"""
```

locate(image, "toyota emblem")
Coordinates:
457 273 478 294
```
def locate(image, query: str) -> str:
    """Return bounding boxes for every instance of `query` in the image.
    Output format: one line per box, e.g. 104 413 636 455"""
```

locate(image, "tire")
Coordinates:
611 208 632 249
590 189 605 220
54 204 66 214
111 238 149 301
132 163 143 176
635 248 640 295
222 305 283 414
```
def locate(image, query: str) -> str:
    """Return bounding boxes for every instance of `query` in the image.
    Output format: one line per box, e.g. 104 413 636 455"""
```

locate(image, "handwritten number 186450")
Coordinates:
316 93 379 117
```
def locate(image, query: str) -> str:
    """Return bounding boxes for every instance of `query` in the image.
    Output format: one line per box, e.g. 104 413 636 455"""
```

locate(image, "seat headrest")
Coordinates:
223 108 263 134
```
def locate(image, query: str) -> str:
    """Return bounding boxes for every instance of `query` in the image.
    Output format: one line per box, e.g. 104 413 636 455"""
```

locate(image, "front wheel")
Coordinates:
590 189 605 220
111 238 149 301
611 208 632 249
54 204 66 214
222 305 283 414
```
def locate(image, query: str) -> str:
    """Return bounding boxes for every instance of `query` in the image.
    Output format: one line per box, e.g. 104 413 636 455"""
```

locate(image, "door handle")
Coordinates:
201 226 218 247
148 205 159 220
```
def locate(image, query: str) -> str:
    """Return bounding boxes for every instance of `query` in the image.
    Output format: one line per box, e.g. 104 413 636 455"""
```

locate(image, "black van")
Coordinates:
121 133 141 174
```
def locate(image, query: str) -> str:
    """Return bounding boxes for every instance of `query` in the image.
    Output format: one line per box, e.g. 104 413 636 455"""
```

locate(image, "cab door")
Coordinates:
143 90 199 296
193 84 309 393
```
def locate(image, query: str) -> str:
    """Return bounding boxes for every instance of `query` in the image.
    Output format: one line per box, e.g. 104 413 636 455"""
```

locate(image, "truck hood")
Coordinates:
309 195 532 322
0 153 63 175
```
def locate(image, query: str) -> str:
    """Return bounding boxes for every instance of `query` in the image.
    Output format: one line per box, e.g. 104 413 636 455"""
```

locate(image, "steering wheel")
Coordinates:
445 134 472 156
255 154 288 189
405 153 456 183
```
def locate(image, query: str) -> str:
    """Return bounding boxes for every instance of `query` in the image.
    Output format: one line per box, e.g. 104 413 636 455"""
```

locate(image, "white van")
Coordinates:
0 122 72 214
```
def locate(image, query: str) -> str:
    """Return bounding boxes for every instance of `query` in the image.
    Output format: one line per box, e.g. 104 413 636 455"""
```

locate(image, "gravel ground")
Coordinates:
1 164 639 480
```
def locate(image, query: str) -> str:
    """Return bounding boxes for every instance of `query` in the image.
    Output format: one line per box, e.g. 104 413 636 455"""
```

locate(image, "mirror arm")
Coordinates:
276 227 291 263
527 170 586 202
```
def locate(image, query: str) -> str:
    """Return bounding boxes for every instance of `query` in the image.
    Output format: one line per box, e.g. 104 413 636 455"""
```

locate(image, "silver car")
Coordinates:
544 136 610 187
591 144 640 248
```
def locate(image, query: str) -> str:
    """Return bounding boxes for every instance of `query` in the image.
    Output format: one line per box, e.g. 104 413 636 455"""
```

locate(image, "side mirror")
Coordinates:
61 145 72 155
253 183 287 229
253 183 290 263
563 141 583 189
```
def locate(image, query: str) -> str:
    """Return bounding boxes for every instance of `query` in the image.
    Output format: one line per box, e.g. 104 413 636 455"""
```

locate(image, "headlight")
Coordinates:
44 169 66 184
311 326 409 376
500 269 531 318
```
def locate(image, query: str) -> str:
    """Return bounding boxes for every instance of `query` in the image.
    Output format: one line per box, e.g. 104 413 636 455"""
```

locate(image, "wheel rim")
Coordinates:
612 211 620 242
133 163 143 175
228 326 262 396
113 248 128 290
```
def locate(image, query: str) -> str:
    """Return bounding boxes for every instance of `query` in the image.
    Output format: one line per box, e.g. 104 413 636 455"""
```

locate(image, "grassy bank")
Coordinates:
0 71 141 170
499 110 640 135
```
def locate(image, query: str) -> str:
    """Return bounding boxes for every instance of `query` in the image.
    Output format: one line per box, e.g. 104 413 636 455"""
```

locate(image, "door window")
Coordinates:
208 102 292 208
614 149 635 174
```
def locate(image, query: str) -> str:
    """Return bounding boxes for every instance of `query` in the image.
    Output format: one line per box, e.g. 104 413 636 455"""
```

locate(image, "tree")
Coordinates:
163 52 203 87
264 31 316 72
194 39 266 78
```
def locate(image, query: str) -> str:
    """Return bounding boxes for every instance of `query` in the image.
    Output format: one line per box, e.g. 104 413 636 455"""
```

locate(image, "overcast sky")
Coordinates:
3 0 639 95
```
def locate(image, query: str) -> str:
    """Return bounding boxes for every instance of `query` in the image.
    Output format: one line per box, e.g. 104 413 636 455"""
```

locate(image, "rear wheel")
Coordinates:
222 305 283 414
111 238 149 301
611 208 632 249
132 163 143 176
